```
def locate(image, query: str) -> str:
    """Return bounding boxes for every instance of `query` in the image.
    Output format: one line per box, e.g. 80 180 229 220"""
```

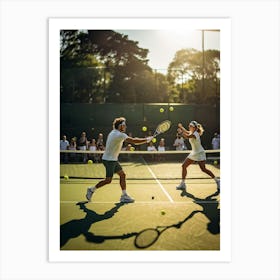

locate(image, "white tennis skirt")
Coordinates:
187 151 206 161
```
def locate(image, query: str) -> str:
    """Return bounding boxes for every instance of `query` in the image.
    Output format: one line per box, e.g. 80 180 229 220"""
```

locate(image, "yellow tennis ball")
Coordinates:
160 108 164 113
130 146 135 151
142 126 147 132
169 106 174 112
214 160 218 165
160 210 166 215
152 138 157 143
88 160 93 164
64 175 69 180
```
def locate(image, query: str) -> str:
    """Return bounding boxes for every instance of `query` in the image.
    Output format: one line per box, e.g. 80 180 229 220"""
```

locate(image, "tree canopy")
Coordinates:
60 30 220 104
167 48 220 103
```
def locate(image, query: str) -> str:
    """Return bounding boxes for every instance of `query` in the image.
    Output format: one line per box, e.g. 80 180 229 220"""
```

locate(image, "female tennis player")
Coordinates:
176 120 220 190
86 117 153 203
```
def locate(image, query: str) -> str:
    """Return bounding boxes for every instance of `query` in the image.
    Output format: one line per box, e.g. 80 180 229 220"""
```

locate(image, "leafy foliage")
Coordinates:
60 30 220 104
167 48 220 104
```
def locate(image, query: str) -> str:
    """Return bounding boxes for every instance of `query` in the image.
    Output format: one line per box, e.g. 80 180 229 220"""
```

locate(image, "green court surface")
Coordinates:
60 160 220 251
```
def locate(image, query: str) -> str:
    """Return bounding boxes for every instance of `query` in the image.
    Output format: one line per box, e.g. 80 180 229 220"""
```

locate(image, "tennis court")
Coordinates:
60 151 220 250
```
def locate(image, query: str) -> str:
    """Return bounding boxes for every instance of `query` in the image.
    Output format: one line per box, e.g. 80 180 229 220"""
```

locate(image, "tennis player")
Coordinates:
86 117 153 203
176 120 220 190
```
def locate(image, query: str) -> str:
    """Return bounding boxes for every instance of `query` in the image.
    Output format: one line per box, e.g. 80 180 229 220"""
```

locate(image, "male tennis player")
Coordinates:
86 117 153 203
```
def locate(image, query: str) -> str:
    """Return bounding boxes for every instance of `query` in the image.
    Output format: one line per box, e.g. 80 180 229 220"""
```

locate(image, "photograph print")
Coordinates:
49 18 231 262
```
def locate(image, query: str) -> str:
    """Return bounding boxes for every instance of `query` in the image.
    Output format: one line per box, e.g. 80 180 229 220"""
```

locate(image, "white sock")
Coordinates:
122 190 127 195
90 186 96 192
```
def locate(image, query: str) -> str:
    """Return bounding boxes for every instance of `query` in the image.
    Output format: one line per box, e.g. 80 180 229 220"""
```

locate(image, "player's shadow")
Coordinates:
180 188 220 234
83 210 203 249
60 201 125 248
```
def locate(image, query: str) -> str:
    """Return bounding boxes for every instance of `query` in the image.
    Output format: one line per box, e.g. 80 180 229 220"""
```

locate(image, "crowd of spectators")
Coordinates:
60 129 220 164
59 131 105 164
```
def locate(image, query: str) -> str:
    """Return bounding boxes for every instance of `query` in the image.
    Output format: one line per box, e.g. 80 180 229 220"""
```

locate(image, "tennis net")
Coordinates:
60 149 220 181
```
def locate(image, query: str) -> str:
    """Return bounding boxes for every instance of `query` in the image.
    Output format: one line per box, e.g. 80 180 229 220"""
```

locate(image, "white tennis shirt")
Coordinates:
102 129 128 161
188 131 204 153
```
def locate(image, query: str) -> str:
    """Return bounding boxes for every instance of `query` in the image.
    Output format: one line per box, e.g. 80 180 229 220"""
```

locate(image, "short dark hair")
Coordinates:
113 117 126 129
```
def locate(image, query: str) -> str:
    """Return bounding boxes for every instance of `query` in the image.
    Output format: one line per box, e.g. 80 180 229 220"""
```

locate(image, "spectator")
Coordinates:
60 135 69 150
211 133 220 150
147 141 157 151
96 133 105 150
147 141 157 161
125 144 134 151
60 135 69 163
158 138 166 152
173 133 185 151
88 139 99 162
89 139 97 151
157 138 166 161
77 131 88 163
68 137 77 162
96 133 105 162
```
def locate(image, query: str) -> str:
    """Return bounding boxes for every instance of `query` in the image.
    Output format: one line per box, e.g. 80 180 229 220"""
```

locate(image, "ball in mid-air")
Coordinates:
88 160 93 164
160 210 166 215
64 175 69 180
152 138 157 143
214 160 218 165
159 108 164 113
169 106 174 112
142 126 147 132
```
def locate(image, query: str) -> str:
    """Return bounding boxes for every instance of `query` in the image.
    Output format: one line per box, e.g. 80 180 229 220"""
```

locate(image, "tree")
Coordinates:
60 30 154 103
167 48 220 104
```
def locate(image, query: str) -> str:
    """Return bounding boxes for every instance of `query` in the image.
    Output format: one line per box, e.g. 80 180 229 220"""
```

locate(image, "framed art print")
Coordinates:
49 17 231 262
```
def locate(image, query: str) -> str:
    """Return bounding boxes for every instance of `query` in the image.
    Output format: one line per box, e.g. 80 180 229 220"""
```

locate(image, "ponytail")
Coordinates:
197 123 204 136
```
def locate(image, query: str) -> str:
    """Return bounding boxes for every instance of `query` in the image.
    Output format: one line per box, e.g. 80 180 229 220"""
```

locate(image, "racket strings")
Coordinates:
156 120 171 134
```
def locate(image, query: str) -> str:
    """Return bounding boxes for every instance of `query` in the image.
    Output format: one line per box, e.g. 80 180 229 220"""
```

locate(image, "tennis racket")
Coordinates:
152 120 171 138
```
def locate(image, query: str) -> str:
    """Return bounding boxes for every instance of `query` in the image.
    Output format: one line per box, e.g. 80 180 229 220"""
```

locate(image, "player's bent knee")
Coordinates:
105 178 112 184
119 172 126 179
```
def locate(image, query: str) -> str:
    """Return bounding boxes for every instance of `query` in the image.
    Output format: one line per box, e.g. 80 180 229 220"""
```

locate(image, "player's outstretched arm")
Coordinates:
125 136 153 145
177 123 195 139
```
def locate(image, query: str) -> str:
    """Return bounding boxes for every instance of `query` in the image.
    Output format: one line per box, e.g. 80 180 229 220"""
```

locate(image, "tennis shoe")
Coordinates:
86 187 95 201
120 194 135 203
176 182 186 190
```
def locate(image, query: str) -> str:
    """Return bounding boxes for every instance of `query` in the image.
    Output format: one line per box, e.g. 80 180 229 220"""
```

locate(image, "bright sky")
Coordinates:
115 30 220 73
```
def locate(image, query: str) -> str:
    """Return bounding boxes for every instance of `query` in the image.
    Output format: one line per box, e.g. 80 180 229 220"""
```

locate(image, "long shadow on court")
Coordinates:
82 209 203 249
180 188 220 234
60 202 125 248
61 190 220 249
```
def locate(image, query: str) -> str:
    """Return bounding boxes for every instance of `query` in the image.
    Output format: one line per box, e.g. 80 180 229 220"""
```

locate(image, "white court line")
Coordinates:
60 200 219 204
141 157 174 203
